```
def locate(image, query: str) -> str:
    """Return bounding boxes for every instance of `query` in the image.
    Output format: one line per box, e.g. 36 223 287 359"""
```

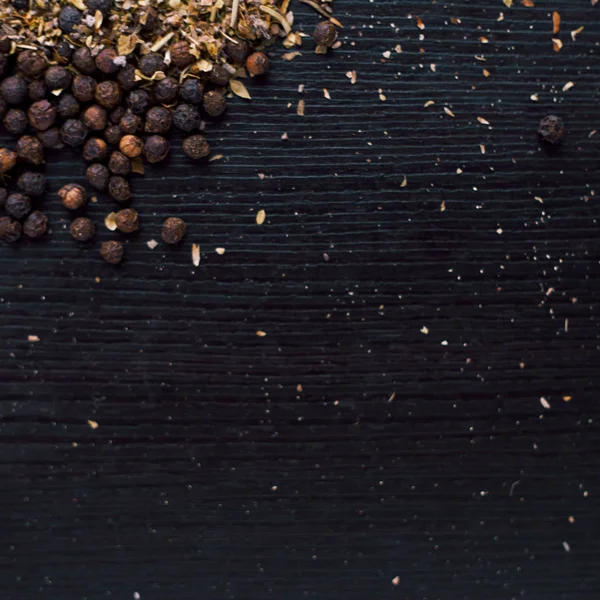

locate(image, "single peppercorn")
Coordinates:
45 66 72 91
61 119 88 147
117 65 137 91
179 79 203 105
162 217 186 244
0 148 17 173
208 64 231 86
16 136 44 165
224 38 250 63
182 134 210 160
115 208 140 233
172 104 201 132
23 211 48 239
72 47 96 75
119 111 144 135
95 80 122 110
104 125 122 145
0 216 21 242
100 240 124 264
119 134 143 158
108 176 131 202
1 75 28 105
83 137 108 162
110 106 127 125
87 0 112 15
82 105 108 131
57 94 80 120
138 7 159 33
86 163 110 191
154 77 178 104
28 100 57 131
108 151 130 175
170 41 194 69
246 52 269 77
58 183 87 210
28 80 48 102
143 135 169 163
71 75 96 102
538 115 564 145
3 109 28 136
127 89 150 115
56 39 73 62
37 127 64 149
144 106 172 134
58 5 82 33
95 47 119 74
17 50 46 79
70 216 95 241
313 21 338 47
139 52 165 77
0 98 7 120
6 193 31 219
202 90 226 117
17 172 46 196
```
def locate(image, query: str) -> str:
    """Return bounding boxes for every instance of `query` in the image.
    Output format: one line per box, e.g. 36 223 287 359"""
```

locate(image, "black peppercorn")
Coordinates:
108 151 131 175
86 163 110 191
28 100 57 131
37 127 64 149
137 7 158 33
57 94 80 120
224 39 250 63
117 65 137 92
1 75 28 105
182 134 210 160
202 90 226 117
95 80 122 110
127 89 150 115
16 136 44 165
119 135 143 158
82 105 108 131
70 216 95 241
6 193 31 219
0 216 21 242
179 79 203 105
143 135 169 163
100 240 124 264
154 77 178 104
162 217 186 244
55 39 73 62
104 125 122 145
58 5 82 33
95 47 119 74
17 50 47 79
208 64 231 86
83 137 108 162
23 211 48 238
0 188 6 208
115 208 140 233
87 0 112 15
3 108 28 136
246 52 269 77
108 176 131 202
61 119 88 147
172 103 201 132
45 65 72 91
28 80 48 102
72 47 96 75
119 111 144 135
139 52 165 77
538 115 564 145
0 147 17 173
170 41 195 69
313 21 337 47
58 183 87 210
109 106 126 125
144 106 172 134
17 172 46 196
0 98 7 120
71 75 96 102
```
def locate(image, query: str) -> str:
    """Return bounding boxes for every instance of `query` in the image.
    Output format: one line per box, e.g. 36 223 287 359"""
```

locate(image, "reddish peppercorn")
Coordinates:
246 52 269 77
117 65 137 91
16 136 44 164
95 47 119 74
95 80 122 109
61 119 88 147
3 108 27 135
83 137 109 162
162 217 186 244
208 64 231 86
0 75 28 104
57 94 80 119
127 90 151 115
17 50 47 78
100 240 124 264
179 79 203 105
154 77 178 104
139 52 165 77
28 100 57 131
538 115 564 145
172 103 200 132
313 21 337 47
86 163 110 190
115 208 140 233
70 217 95 241
6 193 31 219
37 127 64 149
144 106 172 134
0 216 21 242
58 183 87 210
17 172 46 196
143 135 169 163
104 125 122 145
119 112 144 135
28 80 48 101
119 134 143 158
224 39 250 63
82 105 108 131
108 151 130 175
182 134 210 160
202 90 226 117
23 211 48 238
45 65 72 91
72 47 96 74
170 41 195 69
0 147 17 173
71 75 96 102
108 176 131 202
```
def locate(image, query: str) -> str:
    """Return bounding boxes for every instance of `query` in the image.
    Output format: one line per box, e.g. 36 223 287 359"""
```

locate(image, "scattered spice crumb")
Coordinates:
534 196 544 203
424 100 435 107
480 144 486 154
552 38 563 52
530 93 539 102
192 243 201 267
281 132 289 140
420 326 429 334
483 69 490 77
256 209 266 225
562 541 571 553
416 17 424 30
571 26 584 41
147 239 158 250
479 36 489 44
256 330 267 337
209 154 224 162
388 391 396 402
477 117 490 125
444 107 455 117
540 397 551 409
522 0 534 6
391 576 400 586
216 247 226 255
105 212 118 231
346 70 357 84
569 516 575 524
440 201 446 212
565 318 569 332
297 99 305 116
394 44 402 53
563 395 572 402
323 88 331 100
28 335 40 342
87 420 98 429
297 384 303 392
552 11 561 35
400 176 407 188
562 81 574 92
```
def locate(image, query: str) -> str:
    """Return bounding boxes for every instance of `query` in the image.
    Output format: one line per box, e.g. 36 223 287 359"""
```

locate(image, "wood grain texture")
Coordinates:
1 1 600 598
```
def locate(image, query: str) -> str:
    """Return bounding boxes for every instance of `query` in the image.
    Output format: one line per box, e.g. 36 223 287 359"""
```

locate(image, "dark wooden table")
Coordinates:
2 1 600 598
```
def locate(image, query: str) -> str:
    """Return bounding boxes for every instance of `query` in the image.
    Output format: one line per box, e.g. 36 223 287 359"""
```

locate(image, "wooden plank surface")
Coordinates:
1 1 600 598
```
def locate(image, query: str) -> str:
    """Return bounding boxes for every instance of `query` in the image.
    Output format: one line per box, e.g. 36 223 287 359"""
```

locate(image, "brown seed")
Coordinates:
28 79 48 102
16 136 45 165
17 50 47 79
82 105 108 131
58 183 87 210
83 137 108 162
6 193 31 219
0 75 28 104
224 38 250 63
139 52 165 77
0 216 21 242
104 125 122 145
162 217 186 244
72 47 96 74
86 163 110 191
57 94 80 119
37 127 64 149
144 106 172 134
119 135 143 158
154 77 178 104
23 211 48 238
143 135 169 163
95 80 122 109
44 65 72 91
117 65 137 91
3 108 27 135
169 41 194 69
115 208 140 233
137 6 158 32
108 176 131 202
208 64 231 86
0 147 17 173
246 52 269 77
61 119 88 147
127 90 150 115
202 90 226 117
28 100 57 131
17 172 46 196
119 112 144 135
110 106 127 125
182 134 210 160
71 75 96 102
538 115 565 145
108 151 131 175
100 240 124 264
70 216 95 241
313 21 338 47
95 47 119 74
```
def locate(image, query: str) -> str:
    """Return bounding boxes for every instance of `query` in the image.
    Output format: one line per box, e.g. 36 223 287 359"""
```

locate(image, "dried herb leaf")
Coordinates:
230 79 251 99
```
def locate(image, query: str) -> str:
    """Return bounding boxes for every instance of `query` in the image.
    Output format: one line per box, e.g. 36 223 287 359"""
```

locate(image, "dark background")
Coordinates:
1 1 600 598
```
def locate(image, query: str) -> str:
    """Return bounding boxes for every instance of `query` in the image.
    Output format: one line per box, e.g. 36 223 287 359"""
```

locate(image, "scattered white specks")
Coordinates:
562 541 571 553
391 576 400 586
146 239 158 249
382 50 391 59
281 132 288 140
540 397 551 410
444 106 455 117
323 88 331 100
256 209 266 225
87 420 98 429
441 340 448 346
420 326 429 334
323 252 329 261
215 247 226 255
345 70 357 84
530 93 539 102
192 243 201 267
562 81 574 92
28 335 40 342
133 593 141 600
